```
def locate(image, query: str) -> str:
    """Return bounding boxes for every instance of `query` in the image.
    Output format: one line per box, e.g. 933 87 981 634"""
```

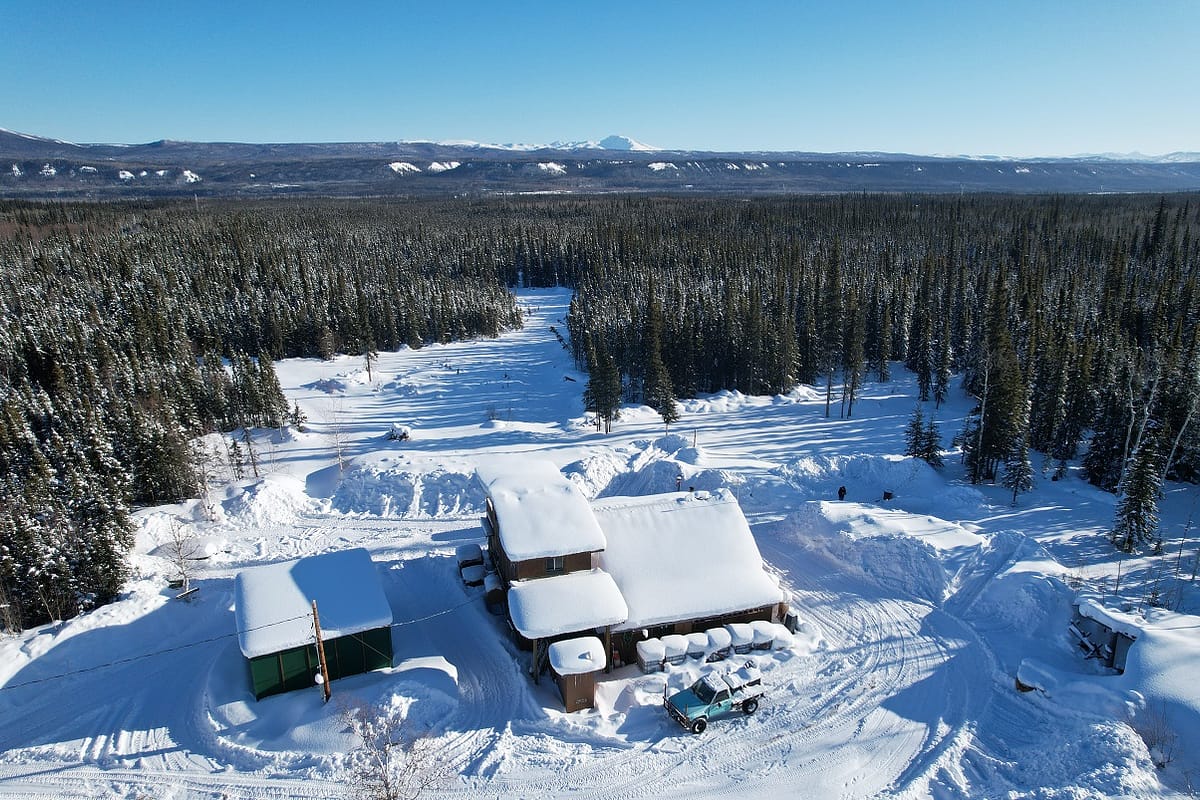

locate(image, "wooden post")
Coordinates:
531 639 540 685
312 599 332 703
604 627 613 673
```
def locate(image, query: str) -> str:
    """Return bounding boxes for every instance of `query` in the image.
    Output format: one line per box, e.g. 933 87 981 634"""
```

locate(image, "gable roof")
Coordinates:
476 459 607 561
234 548 393 659
593 489 784 631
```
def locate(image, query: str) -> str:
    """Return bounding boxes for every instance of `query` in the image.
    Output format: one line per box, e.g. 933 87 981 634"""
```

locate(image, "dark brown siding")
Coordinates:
510 551 595 581
554 670 598 711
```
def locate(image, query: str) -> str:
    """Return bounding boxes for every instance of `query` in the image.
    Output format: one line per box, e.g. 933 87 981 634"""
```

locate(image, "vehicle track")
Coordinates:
1 510 1000 800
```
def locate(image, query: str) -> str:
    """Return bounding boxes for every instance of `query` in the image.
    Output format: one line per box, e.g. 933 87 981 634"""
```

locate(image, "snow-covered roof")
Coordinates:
1076 597 1141 639
507 569 628 640
593 489 784 631
548 636 606 675
234 548 393 659
476 460 607 561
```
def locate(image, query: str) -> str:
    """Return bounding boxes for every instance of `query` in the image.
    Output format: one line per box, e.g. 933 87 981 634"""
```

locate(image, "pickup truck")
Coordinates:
664 662 764 734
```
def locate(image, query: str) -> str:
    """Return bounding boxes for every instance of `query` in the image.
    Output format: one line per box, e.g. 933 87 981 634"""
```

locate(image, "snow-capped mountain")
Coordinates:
402 134 660 152
2 127 1198 198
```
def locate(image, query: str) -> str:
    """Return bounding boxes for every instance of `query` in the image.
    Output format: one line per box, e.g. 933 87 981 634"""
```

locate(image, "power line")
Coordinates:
0 592 483 694
0 612 302 692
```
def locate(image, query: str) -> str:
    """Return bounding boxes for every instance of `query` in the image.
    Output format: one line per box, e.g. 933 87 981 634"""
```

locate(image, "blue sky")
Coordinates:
3 1 1196 156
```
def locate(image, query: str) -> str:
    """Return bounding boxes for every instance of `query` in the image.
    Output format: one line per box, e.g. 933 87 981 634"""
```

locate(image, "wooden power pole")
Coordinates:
312 599 332 703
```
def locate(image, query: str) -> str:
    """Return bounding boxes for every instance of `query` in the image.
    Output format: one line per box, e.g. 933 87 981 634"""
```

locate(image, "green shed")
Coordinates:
234 548 394 700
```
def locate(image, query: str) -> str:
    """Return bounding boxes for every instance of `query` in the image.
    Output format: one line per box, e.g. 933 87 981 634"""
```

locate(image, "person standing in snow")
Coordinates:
837 485 847 501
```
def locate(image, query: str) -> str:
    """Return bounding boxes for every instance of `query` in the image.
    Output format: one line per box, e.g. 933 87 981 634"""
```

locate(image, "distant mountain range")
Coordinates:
2 128 1198 199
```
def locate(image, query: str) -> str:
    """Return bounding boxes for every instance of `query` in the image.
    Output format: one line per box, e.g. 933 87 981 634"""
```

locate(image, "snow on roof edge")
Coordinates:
475 459 607 560
507 569 628 640
235 548 393 658
1076 597 1142 639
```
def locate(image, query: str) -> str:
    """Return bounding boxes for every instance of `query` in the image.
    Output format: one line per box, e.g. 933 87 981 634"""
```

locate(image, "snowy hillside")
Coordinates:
1 287 1197 799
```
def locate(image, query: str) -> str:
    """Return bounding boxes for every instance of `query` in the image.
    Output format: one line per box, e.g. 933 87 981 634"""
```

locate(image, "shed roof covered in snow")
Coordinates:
234 548 393 659
548 636 607 676
507 569 628 640
476 460 607 561
1076 597 1141 640
593 489 784 631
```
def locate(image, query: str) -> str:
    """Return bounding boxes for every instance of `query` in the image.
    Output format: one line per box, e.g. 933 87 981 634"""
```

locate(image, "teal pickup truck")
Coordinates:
664 662 764 734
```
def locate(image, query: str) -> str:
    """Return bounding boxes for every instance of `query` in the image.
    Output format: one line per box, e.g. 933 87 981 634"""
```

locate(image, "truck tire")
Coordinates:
743 698 758 715
690 717 708 735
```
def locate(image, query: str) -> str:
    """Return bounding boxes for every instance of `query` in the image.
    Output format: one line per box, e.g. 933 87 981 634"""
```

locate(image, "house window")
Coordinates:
546 556 564 574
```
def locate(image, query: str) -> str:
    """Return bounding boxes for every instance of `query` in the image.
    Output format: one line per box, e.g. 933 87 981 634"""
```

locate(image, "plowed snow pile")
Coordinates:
330 454 485 517
775 453 984 513
564 435 743 499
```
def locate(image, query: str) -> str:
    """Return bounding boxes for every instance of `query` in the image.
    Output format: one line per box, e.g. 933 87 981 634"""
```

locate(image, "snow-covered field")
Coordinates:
1 288 1198 799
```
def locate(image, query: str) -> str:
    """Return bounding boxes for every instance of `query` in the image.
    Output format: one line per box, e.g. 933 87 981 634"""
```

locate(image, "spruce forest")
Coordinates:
1 194 1198 630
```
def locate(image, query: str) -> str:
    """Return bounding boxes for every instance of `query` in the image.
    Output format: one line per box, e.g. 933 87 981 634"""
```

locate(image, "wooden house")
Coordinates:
592 489 787 667
477 460 607 585
474 462 786 708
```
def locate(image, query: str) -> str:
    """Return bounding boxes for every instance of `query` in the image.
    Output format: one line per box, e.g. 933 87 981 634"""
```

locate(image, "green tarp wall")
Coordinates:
247 626 393 700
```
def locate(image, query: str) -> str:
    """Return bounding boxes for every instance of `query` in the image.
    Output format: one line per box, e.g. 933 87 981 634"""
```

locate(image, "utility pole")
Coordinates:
312 600 332 703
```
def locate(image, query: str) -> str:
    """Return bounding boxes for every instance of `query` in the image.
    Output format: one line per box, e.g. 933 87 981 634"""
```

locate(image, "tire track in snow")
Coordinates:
480 566 961 800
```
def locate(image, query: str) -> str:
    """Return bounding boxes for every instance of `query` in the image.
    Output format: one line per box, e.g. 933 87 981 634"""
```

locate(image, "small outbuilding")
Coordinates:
548 636 607 711
234 548 394 700
1071 598 1139 673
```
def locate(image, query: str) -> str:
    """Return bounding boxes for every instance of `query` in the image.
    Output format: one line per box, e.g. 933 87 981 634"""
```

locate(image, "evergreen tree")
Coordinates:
642 295 679 430
904 405 927 459
921 417 945 469
290 402 309 431
905 405 944 467
842 294 865 418
583 334 622 434
1001 437 1035 505
933 317 952 408
819 244 843 417
1111 433 1164 552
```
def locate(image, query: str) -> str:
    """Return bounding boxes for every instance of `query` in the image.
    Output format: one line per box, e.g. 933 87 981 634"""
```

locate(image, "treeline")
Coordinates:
2 193 1197 627
553 195 1198 551
0 199 522 629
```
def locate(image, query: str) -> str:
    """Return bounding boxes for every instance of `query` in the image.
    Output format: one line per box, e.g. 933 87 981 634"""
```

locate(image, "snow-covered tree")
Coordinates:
1001 437 1035 505
1112 434 1164 553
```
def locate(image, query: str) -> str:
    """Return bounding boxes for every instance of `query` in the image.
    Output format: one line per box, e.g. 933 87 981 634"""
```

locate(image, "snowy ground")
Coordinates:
1 287 1198 799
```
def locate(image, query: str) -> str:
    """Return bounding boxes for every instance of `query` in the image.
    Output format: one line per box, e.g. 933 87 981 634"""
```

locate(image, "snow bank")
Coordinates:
957 531 1075 672
1104 606 1200 775
222 476 319 528
775 453 983 513
563 436 741 500
562 451 628 498
330 455 484 518
785 501 953 603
